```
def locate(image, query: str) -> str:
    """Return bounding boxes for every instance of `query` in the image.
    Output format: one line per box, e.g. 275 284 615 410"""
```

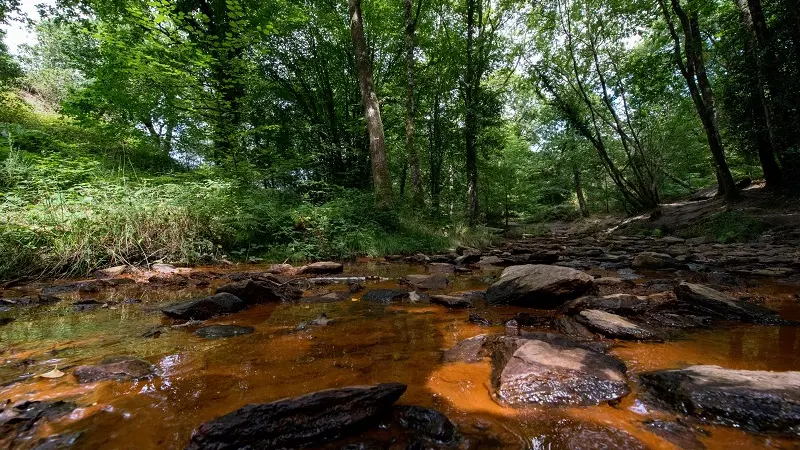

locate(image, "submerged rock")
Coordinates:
640 365 800 434
215 279 279 304
186 383 407 450
0 401 76 447
485 265 594 308
548 420 647 450
297 261 344 275
491 337 629 407
674 282 783 324
402 274 450 290
195 325 254 339
443 334 488 363
73 356 154 383
574 309 662 341
161 293 246 320
642 420 705 450
32 432 83 450
430 295 472 308
361 289 410 303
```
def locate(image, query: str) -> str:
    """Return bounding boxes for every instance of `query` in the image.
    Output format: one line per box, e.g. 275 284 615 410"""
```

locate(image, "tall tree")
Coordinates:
464 0 480 223
349 0 393 207
658 0 740 202
732 0 783 188
404 0 423 207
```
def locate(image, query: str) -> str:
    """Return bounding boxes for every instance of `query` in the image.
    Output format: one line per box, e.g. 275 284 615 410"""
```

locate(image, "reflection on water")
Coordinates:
1 262 799 449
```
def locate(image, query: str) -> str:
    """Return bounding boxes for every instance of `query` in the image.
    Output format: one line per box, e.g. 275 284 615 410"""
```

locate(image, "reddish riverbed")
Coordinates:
1 261 799 449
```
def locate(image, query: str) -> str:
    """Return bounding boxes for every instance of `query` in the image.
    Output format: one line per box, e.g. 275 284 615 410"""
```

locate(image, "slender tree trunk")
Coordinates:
405 0 423 208
573 167 589 217
348 0 393 208
734 0 784 188
660 0 740 202
429 93 444 216
464 0 479 223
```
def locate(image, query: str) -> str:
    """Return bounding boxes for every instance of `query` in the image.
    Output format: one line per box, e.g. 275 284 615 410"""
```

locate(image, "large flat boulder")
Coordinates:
186 383 407 450
490 337 629 407
485 265 594 308
632 252 682 270
161 293 246 320
574 310 662 341
674 282 782 324
297 261 344 275
639 365 800 434
215 279 280 304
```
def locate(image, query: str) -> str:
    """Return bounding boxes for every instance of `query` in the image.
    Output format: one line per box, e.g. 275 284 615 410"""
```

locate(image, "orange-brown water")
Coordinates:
1 261 799 449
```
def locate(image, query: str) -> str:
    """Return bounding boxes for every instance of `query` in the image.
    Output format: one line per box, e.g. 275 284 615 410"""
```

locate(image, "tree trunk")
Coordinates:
734 0 784 188
428 93 444 216
573 167 589 217
464 0 479 223
746 0 800 187
660 0 740 202
405 0 423 208
348 0 393 208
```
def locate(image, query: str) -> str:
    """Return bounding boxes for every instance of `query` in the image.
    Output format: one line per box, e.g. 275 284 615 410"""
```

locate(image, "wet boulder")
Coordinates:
639 365 800 434
574 310 662 341
642 420 705 450
485 265 595 308
195 325 254 339
562 293 677 317
0 401 76 447
553 316 595 341
161 293 246 320
73 356 154 383
186 383 407 450
431 294 472 308
443 334 488 363
215 279 280 304
297 261 344 275
490 337 629 407
393 405 458 445
361 289 410 303
632 252 682 270
674 282 782 324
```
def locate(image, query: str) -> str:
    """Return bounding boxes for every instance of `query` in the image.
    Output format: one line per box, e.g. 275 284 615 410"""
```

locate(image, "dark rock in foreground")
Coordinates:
639 365 800 434
361 289 410 303
162 293 246 320
215 279 279 304
393 405 458 445
490 336 629 407
186 383 407 450
73 356 154 383
485 265 594 308
195 325 254 339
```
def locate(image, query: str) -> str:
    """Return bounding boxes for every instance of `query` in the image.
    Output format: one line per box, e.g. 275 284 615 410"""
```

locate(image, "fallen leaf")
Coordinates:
39 368 65 379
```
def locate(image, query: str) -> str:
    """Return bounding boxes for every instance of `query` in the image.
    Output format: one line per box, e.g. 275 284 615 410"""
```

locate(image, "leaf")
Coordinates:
39 368 65 379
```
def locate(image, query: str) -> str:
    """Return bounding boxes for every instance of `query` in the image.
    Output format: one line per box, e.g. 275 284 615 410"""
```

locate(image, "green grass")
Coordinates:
679 210 767 243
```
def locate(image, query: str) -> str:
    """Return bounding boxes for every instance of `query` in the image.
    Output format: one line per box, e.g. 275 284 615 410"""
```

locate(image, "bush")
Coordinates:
679 211 767 243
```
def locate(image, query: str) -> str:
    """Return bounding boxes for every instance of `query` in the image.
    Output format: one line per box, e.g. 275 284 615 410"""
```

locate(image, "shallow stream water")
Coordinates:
1 261 800 449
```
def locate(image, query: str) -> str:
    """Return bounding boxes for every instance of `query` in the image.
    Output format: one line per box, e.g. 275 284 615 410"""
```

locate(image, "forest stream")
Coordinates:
2 235 800 449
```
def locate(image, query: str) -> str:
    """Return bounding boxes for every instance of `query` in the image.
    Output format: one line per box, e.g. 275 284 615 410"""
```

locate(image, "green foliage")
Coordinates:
680 211 767 243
